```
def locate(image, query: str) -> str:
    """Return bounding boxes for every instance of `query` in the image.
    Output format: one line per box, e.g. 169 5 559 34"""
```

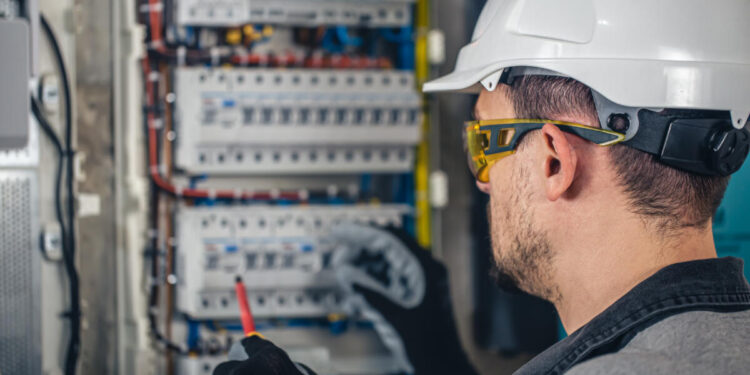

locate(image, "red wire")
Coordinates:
148 0 165 52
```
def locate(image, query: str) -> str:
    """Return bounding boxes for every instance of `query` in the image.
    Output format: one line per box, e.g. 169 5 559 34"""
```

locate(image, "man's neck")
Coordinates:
552 217 718 334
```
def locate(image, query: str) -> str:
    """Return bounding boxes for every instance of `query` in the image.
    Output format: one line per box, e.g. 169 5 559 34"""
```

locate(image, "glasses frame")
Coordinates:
465 119 626 182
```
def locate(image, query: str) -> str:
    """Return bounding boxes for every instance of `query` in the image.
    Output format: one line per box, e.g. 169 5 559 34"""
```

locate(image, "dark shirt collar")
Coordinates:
516 257 750 375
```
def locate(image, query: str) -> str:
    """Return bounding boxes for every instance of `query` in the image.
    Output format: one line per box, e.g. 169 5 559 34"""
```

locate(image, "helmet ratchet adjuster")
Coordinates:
624 109 750 176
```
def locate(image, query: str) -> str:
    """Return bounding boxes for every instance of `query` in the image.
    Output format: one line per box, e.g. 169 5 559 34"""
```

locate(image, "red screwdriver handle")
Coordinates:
234 276 256 335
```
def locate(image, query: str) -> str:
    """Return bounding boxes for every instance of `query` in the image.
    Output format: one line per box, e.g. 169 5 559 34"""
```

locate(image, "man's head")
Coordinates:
477 75 730 300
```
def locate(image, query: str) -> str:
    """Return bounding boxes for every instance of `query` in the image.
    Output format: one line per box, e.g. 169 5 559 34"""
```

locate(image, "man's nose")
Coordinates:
476 180 491 194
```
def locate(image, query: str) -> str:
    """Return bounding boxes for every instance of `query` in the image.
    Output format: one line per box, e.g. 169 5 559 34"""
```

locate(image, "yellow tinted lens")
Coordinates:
464 123 490 180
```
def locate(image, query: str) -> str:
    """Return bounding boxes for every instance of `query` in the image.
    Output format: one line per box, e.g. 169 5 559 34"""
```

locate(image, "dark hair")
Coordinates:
507 74 729 231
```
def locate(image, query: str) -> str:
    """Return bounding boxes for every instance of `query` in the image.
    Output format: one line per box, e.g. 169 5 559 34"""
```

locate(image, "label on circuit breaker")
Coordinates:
175 67 422 174
176 0 416 27
175 204 410 319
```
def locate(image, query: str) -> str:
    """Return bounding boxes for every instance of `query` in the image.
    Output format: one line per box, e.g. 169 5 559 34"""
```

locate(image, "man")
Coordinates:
216 0 750 374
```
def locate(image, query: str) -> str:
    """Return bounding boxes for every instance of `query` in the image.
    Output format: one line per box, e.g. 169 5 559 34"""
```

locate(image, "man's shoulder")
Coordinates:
566 309 750 375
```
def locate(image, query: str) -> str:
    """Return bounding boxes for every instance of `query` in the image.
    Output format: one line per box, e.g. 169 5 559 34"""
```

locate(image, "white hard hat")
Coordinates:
425 0 750 176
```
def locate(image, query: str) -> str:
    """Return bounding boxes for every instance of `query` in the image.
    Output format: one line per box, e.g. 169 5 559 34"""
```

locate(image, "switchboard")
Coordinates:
136 0 428 370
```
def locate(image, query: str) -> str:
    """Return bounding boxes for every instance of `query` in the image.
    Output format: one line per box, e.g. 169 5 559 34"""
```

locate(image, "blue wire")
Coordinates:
380 27 414 69
379 27 411 43
335 26 363 47
360 174 372 198
321 28 342 53
187 320 201 349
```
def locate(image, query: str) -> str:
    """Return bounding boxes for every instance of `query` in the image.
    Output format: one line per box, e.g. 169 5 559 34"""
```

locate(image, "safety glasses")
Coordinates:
464 119 626 182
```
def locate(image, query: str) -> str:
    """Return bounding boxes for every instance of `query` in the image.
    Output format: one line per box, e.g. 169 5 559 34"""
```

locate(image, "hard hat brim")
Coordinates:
423 67 485 94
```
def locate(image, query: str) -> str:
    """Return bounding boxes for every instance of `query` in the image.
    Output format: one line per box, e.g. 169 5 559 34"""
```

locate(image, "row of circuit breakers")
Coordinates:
175 68 422 174
177 0 415 27
176 204 409 319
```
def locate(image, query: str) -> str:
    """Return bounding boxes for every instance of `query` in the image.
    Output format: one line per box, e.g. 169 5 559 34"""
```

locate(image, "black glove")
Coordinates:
213 335 317 375
332 224 479 375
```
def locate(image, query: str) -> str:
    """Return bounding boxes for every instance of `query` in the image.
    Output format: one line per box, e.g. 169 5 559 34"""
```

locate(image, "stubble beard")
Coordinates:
488 163 562 303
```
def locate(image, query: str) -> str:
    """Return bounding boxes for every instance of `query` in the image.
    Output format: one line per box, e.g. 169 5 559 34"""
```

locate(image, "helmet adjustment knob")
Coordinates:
607 113 630 133
709 125 750 176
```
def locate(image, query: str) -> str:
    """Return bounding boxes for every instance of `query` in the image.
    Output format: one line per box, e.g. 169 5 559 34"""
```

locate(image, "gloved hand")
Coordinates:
331 224 479 375
213 334 317 375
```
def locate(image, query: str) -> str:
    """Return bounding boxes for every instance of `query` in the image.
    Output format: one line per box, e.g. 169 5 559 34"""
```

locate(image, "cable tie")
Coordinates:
148 71 160 82
149 39 164 51
174 185 184 198
207 189 217 200
234 188 243 200
210 48 220 67
138 3 161 13
151 118 163 129
299 189 310 201
270 188 281 200
177 46 186 66
147 1 163 13
327 185 339 198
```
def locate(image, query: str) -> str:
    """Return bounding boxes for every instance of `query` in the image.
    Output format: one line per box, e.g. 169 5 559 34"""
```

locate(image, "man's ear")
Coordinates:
539 124 578 201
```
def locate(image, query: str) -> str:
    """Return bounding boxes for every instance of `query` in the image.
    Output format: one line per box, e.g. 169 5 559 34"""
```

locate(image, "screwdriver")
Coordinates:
234 276 256 335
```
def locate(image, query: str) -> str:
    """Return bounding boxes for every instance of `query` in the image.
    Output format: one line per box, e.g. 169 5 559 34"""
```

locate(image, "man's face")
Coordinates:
474 86 559 301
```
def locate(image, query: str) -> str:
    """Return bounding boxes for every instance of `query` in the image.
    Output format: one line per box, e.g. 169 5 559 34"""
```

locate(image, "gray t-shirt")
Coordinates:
567 309 750 375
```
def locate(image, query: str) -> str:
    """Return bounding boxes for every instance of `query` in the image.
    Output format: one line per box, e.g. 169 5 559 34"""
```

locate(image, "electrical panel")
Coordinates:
176 204 409 319
0 20 30 150
176 0 416 27
174 67 421 174
138 0 428 371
